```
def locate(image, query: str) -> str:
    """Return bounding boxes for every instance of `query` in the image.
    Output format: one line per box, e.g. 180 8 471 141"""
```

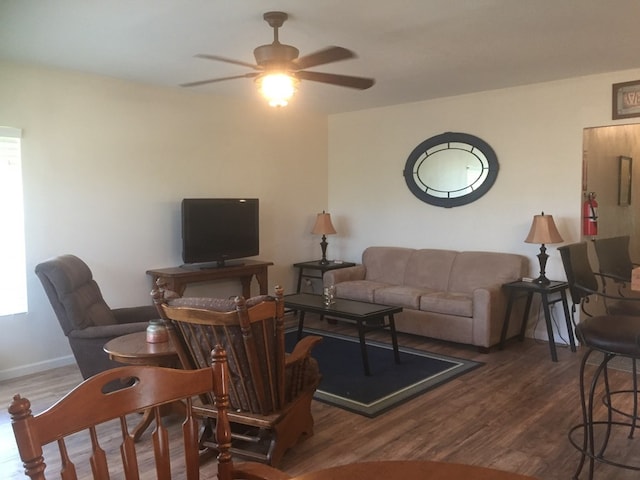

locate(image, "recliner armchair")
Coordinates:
35 254 157 379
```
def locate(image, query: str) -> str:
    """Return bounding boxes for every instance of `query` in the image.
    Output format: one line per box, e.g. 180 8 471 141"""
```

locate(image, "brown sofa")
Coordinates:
323 246 528 350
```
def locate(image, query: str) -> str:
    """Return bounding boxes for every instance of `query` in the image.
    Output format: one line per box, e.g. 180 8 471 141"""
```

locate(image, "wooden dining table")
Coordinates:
287 460 537 480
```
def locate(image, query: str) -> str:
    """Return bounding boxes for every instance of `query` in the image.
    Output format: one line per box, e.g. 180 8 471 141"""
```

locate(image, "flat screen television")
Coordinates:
181 198 259 268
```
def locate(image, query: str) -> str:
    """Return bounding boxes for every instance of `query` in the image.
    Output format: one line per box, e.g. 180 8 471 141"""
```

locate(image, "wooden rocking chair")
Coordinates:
9 345 291 480
152 284 322 467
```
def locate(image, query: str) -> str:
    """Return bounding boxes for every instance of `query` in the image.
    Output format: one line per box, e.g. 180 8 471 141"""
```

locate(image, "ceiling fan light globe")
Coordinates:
257 73 298 107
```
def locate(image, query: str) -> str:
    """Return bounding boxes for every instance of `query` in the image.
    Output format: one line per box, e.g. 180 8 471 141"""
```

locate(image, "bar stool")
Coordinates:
569 315 640 479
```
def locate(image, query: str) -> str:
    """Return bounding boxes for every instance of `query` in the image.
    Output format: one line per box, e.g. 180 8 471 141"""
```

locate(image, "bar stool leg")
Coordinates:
596 357 613 458
584 352 607 480
572 350 591 479
573 350 612 480
630 359 638 439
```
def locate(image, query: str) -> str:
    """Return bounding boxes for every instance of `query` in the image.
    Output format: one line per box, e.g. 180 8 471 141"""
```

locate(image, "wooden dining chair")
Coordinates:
9 345 291 480
152 284 322 467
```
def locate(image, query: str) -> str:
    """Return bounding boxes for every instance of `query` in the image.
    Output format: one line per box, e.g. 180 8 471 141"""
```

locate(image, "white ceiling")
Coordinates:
2 1 640 114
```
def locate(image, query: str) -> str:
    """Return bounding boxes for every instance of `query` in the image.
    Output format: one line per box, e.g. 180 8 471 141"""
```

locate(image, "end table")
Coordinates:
293 260 356 293
500 279 576 362
104 331 182 441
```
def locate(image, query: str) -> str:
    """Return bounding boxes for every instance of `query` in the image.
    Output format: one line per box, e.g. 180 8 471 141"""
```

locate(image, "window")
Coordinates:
0 127 27 316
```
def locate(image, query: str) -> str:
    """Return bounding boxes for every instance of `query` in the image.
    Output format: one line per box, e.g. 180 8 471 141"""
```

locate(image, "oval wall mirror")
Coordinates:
403 132 499 208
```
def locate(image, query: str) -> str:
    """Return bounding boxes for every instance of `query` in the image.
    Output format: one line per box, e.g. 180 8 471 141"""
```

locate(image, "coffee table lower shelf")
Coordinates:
283 293 402 376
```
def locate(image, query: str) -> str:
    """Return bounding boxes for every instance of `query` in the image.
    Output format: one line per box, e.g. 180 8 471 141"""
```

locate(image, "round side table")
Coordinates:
104 331 181 441
104 331 178 366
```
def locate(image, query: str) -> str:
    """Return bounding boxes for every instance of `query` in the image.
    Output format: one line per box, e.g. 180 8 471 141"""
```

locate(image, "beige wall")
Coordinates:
0 62 328 379
3 60 640 378
328 68 640 342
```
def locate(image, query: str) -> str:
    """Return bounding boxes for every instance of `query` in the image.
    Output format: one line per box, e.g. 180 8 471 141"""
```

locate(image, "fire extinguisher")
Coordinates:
583 192 598 236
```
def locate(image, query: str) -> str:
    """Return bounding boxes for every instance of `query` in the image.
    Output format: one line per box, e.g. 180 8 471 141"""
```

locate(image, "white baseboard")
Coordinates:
0 355 76 382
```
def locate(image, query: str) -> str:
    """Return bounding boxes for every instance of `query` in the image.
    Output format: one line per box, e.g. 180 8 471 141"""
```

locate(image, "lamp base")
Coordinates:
319 235 329 265
534 244 551 285
532 275 551 285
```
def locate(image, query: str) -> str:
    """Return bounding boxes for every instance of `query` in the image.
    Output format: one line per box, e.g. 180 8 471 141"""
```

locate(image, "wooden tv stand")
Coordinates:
146 259 273 298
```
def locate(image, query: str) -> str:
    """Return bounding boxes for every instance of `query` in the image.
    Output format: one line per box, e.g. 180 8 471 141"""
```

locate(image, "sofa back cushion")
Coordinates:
362 246 414 284
404 249 457 291
447 251 528 293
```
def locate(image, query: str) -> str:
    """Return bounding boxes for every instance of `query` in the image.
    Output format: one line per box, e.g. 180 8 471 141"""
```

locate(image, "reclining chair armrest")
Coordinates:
112 305 159 324
68 322 149 339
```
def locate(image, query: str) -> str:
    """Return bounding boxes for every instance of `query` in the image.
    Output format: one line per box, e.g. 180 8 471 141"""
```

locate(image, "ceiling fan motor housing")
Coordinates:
254 44 299 68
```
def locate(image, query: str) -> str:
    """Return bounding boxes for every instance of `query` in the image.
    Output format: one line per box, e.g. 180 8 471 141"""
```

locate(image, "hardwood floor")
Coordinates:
2 315 639 479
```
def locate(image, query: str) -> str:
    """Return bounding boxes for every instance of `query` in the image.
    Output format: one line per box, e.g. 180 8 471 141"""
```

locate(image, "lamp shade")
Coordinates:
311 212 337 236
524 212 563 245
256 73 299 107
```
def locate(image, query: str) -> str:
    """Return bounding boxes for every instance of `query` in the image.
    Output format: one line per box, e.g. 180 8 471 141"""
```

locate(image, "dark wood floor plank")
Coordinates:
2 314 639 479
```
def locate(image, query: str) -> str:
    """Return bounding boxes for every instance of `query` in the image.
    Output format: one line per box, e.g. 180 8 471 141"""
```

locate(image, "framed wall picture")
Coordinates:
613 80 640 119
618 155 632 206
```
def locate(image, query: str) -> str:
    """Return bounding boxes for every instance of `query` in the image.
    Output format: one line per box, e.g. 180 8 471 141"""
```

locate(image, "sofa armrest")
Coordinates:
112 305 159 325
471 285 510 348
323 265 366 286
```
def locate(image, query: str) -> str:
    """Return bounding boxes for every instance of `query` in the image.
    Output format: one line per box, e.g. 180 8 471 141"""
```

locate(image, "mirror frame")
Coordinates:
403 131 499 208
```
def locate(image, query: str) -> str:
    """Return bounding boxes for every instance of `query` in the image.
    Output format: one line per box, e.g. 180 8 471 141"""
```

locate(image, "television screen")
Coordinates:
181 198 259 267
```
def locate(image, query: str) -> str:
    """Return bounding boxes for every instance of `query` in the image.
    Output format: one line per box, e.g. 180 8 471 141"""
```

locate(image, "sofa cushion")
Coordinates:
362 247 414 284
447 251 528 293
335 280 390 303
374 286 431 309
404 249 457 291
420 291 473 317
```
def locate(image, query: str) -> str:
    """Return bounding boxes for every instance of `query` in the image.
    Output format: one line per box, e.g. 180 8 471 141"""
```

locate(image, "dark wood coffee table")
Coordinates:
284 293 402 376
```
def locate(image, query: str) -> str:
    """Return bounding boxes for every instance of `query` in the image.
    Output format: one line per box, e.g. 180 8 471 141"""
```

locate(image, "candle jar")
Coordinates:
146 319 169 343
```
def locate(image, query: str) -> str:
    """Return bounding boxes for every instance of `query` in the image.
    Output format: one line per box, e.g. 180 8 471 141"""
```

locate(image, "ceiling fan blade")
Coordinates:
296 70 375 90
294 46 355 70
180 72 260 88
195 54 260 70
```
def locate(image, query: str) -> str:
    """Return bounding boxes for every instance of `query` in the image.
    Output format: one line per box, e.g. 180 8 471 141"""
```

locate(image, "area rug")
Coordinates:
285 328 483 417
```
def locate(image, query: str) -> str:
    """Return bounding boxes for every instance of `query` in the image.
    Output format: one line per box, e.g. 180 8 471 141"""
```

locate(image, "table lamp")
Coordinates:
311 211 337 265
524 212 564 285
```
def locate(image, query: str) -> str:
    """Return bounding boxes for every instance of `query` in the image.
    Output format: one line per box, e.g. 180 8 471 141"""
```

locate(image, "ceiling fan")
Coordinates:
180 11 375 106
